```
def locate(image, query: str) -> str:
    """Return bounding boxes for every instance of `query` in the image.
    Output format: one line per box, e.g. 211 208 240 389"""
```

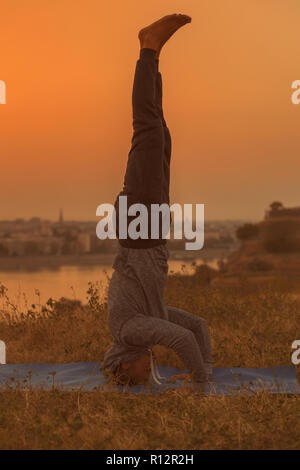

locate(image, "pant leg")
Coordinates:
115 48 172 245
120 314 207 383
155 70 167 127
156 72 171 205
167 306 213 375
123 48 165 204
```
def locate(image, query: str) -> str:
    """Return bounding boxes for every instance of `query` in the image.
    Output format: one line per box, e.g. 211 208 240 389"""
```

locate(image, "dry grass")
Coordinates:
0 270 299 450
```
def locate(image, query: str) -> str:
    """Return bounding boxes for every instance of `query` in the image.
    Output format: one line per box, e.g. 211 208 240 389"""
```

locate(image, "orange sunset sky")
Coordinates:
1 0 299 221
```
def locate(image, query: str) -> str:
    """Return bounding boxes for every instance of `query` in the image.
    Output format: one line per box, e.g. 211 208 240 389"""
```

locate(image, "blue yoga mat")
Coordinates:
0 363 299 395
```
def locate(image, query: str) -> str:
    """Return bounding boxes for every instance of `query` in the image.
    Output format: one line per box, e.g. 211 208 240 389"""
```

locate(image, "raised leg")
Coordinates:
156 71 172 204
123 48 165 204
122 13 191 205
114 15 192 244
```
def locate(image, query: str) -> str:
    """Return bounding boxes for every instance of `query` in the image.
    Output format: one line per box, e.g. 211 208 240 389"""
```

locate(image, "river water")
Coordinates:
0 257 219 310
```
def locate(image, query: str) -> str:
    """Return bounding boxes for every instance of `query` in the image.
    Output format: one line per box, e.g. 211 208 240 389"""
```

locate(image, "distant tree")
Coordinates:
263 219 300 253
270 201 284 213
193 264 217 285
236 223 259 241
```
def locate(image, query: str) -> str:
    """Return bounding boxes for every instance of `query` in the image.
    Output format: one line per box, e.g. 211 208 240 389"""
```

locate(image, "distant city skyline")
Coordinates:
0 210 254 224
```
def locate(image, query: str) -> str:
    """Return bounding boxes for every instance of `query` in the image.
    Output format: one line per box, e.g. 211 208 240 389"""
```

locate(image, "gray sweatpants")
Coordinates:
106 244 212 384
120 306 213 382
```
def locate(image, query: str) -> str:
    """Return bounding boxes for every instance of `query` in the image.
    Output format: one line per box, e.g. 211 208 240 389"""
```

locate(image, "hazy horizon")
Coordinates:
0 214 255 223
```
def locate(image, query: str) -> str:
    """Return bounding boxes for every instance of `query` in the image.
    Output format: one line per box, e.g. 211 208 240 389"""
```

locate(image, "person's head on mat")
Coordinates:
113 353 151 386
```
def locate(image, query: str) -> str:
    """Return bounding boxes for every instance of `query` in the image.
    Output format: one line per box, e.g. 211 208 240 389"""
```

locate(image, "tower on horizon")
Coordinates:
59 209 64 225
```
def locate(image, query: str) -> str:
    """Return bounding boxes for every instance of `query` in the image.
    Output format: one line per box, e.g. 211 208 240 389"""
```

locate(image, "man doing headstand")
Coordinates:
102 14 212 392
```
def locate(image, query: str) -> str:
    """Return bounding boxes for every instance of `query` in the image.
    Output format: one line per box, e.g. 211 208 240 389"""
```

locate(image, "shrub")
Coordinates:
262 219 300 253
236 223 259 240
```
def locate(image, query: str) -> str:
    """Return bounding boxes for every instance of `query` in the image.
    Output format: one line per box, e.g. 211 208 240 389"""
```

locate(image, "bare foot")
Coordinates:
138 14 192 59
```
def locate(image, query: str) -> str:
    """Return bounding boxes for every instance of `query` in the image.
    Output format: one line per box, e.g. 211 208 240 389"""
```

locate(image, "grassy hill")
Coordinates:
0 268 299 449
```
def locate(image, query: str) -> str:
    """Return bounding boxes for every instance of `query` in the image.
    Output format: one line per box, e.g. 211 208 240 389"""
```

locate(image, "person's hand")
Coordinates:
170 373 191 383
